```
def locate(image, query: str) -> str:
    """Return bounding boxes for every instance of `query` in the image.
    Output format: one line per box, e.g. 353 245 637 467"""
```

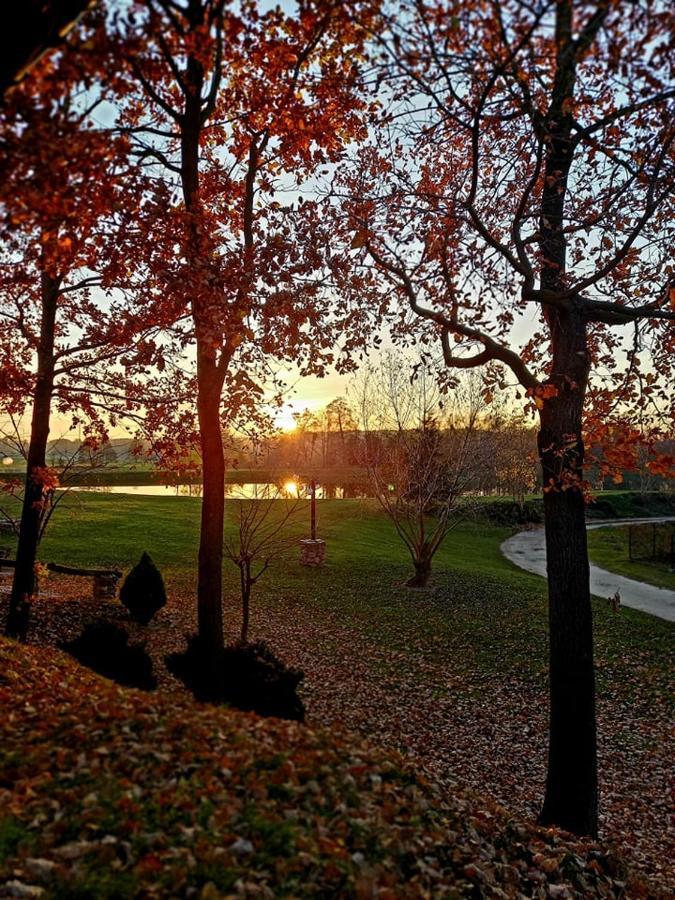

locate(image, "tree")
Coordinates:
0 420 124 548
0 34 148 640
110 0 375 659
340 0 675 835
324 396 358 464
354 357 487 587
224 491 300 643
292 409 322 466
489 411 539 504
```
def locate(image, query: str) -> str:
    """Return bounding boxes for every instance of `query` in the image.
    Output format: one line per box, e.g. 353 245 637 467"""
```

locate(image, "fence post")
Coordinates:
629 525 633 562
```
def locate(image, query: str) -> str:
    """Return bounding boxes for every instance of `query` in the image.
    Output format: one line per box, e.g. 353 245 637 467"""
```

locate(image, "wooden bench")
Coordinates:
0 559 122 599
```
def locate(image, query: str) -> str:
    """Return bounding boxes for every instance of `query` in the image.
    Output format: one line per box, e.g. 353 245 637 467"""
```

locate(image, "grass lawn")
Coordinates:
1 493 673 886
587 524 675 591
0 492 533 598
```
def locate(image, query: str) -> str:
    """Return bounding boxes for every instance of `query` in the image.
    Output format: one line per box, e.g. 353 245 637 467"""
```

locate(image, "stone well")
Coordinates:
299 538 326 567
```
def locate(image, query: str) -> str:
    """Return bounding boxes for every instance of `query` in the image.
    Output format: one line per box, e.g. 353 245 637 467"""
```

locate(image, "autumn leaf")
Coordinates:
351 230 369 249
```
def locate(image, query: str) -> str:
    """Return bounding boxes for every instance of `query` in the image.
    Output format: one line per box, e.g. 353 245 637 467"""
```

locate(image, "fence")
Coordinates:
628 522 675 565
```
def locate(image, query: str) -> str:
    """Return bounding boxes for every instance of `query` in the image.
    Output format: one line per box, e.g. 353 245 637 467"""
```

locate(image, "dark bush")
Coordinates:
120 552 167 624
476 498 544 525
61 621 157 691
167 636 305 721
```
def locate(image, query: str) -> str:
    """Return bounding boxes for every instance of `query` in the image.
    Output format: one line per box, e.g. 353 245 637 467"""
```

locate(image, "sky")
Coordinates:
272 368 352 430
4 362 353 445
10 295 554 444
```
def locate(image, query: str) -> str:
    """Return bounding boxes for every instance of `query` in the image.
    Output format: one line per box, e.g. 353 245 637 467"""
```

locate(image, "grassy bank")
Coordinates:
587 525 675 591
475 490 675 524
0 493 671 689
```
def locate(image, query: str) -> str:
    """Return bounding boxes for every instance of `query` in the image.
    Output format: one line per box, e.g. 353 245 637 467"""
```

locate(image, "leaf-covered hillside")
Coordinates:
0 639 661 899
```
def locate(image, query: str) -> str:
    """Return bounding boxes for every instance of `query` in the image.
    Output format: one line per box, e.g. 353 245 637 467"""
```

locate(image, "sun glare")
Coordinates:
283 480 300 498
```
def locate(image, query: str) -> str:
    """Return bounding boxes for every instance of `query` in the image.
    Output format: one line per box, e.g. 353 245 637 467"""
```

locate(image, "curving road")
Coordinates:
501 518 675 623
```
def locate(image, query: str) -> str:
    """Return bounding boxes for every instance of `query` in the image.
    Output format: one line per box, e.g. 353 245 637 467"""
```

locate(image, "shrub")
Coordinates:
120 552 167 624
477 498 543 525
61 621 157 691
167 636 305 721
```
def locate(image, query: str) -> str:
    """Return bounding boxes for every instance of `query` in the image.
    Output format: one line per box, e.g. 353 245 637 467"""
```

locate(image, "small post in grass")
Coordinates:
299 479 326 566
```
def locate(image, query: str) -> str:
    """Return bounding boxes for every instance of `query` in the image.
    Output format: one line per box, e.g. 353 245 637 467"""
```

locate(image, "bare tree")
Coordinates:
488 411 539 505
224 488 300 643
354 357 487 587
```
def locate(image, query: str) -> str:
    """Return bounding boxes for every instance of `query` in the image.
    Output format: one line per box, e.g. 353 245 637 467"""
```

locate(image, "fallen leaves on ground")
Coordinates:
0 563 672 895
0 638 660 899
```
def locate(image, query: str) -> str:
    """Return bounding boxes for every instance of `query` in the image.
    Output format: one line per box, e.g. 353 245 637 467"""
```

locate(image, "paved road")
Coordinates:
501 518 675 622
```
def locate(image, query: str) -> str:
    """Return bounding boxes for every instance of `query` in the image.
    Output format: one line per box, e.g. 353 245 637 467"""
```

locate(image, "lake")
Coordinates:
71 480 374 499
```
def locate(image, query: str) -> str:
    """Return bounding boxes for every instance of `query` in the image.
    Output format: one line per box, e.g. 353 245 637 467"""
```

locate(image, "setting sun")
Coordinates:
282 479 300 497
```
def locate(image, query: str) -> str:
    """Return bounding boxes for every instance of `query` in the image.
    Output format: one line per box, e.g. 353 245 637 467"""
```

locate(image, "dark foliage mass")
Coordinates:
478 499 544 526
61 621 156 691
120 551 167 624
167 635 305 721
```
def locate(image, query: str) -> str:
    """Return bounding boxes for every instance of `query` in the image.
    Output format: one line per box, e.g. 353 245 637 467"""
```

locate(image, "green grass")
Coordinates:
587 525 675 591
0 493 526 587
1 493 672 692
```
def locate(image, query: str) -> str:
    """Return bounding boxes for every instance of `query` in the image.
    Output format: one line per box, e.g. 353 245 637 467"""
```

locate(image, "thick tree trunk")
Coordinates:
177 35 228 658
538 382 598 837
196 349 225 655
6 272 59 640
533 0 601 835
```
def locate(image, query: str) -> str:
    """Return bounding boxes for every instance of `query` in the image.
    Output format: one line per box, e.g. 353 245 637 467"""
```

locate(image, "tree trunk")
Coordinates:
177 34 228 658
537 326 597 837
196 348 226 655
240 563 250 644
6 272 59 640
406 555 432 588
534 0 600 835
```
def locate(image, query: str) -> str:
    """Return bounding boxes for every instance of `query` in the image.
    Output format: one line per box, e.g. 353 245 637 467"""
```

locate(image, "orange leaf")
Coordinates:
351 230 369 249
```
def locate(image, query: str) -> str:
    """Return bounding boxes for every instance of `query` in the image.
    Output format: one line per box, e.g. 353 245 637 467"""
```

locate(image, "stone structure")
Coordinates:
299 538 326 567
93 573 120 600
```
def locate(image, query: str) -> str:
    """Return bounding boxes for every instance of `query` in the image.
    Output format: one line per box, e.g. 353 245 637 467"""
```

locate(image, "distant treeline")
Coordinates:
2 405 673 501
